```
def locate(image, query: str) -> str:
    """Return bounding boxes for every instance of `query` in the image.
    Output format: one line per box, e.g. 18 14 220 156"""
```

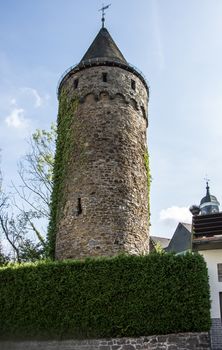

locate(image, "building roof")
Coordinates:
193 235 222 251
165 223 192 253
80 27 127 64
181 223 192 232
192 211 222 251
150 236 170 249
57 27 149 97
200 182 220 206
193 212 222 237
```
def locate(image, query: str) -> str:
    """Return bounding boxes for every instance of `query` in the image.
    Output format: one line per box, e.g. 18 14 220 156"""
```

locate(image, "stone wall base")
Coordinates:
0 332 210 350
211 318 222 350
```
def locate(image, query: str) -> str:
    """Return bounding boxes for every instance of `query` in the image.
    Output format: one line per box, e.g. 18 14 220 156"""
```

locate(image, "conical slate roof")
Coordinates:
80 27 127 64
200 182 220 208
57 26 149 97
200 183 220 206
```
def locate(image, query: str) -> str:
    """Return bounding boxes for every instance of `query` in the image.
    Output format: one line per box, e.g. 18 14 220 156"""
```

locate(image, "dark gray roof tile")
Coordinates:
80 27 127 64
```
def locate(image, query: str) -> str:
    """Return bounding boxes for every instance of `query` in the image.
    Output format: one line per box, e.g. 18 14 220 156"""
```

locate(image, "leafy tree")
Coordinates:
14 123 56 220
154 241 165 254
19 238 45 262
0 203 46 263
0 240 9 266
0 204 21 262
0 151 9 265
0 123 56 262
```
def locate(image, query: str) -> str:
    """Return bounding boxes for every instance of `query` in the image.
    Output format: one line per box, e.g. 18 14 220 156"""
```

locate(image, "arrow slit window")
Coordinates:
102 73 107 82
131 79 136 90
74 79 79 89
77 198 82 216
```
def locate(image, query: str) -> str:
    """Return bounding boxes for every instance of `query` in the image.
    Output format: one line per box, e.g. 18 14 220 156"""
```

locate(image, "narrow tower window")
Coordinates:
77 197 82 216
131 79 136 90
102 72 107 82
74 79 79 89
141 106 146 119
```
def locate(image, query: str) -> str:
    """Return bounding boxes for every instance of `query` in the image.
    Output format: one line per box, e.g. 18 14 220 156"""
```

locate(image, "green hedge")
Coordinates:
0 253 211 340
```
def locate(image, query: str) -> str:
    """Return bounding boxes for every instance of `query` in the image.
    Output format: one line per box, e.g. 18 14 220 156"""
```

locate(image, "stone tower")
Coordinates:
50 26 150 260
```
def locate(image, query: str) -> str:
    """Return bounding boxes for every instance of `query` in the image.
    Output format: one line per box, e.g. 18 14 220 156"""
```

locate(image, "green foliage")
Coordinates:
0 124 56 263
32 123 56 183
154 241 165 254
47 90 79 259
0 253 211 340
144 150 151 223
0 246 9 266
19 239 45 262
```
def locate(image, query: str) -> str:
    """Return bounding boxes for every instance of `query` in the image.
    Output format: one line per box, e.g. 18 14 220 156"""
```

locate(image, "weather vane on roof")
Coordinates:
99 3 111 28
204 175 210 188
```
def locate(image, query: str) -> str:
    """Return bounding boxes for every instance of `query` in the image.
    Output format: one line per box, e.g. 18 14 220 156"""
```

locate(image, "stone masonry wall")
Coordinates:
55 65 150 260
210 318 222 349
1 333 210 350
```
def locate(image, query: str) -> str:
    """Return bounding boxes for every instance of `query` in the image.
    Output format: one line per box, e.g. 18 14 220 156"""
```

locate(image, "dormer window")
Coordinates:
131 79 136 90
102 73 107 82
74 79 79 89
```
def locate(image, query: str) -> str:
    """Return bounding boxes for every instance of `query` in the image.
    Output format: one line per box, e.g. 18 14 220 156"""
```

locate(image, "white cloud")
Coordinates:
5 107 29 129
160 206 192 225
20 87 43 108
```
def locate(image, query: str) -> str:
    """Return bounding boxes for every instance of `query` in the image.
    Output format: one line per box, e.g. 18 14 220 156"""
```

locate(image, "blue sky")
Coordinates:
0 0 222 238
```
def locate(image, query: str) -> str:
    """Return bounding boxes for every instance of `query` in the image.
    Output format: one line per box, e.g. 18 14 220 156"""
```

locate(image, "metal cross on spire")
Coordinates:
204 175 210 186
99 3 111 28
204 175 210 193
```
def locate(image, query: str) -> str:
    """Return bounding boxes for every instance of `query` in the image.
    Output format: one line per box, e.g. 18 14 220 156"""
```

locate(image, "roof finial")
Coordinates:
99 3 111 28
204 175 210 195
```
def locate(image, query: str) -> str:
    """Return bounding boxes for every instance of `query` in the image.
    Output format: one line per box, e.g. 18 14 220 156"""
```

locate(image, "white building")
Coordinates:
192 183 222 350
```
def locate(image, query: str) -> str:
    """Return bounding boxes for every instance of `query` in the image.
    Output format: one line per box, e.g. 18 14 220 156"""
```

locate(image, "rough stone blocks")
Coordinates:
55 65 150 260
0 332 210 350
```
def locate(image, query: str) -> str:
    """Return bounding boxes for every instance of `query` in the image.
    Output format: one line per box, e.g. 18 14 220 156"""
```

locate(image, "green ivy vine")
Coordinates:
47 88 79 259
144 150 151 225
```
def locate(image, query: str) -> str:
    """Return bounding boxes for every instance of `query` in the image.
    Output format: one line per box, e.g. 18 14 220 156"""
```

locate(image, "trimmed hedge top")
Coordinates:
0 253 211 340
